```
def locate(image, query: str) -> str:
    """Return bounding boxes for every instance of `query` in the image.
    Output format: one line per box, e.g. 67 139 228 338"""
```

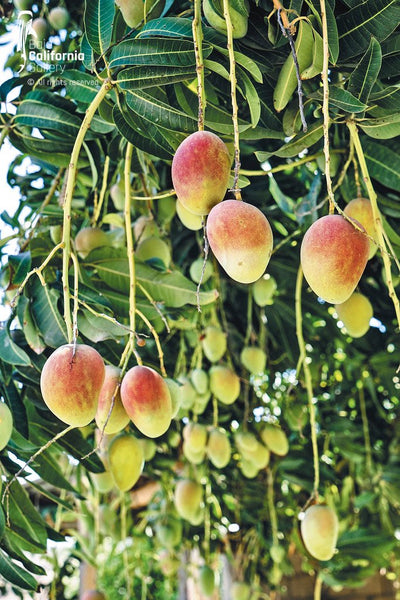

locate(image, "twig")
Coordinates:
192 0 206 130
320 0 335 212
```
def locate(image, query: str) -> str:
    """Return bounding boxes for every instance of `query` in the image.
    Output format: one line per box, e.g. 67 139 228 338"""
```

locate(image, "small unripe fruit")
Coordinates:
240 347 267 374
110 181 125 210
174 479 203 522
183 422 208 452
133 215 158 242
189 257 213 284
75 227 110 258
235 431 258 453
260 424 289 456
232 581 251 600
252 275 277 306
40 344 105 427
0 403 13 451
201 326 227 362
136 236 171 267
203 0 249 38
199 565 216 597
116 0 163 28
301 504 339 561
14 0 32 10
48 7 70 30
172 131 231 216
209 365 240 405
31 18 48 42
92 469 114 494
190 368 209 394
155 516 182 549
207 428 231 468
344 197 378 259
108 434 144 492
335 292 373 338
139 438 157 461
165 378 183 417
183 440 206 464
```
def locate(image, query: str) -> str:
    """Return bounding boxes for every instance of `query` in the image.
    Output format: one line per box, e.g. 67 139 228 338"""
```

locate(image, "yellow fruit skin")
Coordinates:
209 366 240 405
300 505 339 561
201 326 227 362
232 581 251 600
108 434 144 492
240 347 267 374
95 365 130 435
335 292 373 338
174 479 203 523
207 200 273 284
40 344 105 428
207 428 231 468
183 423 208 452
0 403 13 451
344 197 378 259
176 200 203 230
260 424 289 456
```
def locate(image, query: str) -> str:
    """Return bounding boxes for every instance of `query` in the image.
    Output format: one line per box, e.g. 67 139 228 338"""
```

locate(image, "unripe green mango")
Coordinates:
189 258 213 284
300 504 339 561
136 235 171 267
190 368 209 394
210 365 240 405
183 422 208 452
207 428 231 468
75 227 110 258
199 564 216 597
165 378 182 418
183 440 206 465
108 434 144 492
244 441 270 470
240 346 267 374
48 6 70 30
260 424 289 456
201 326 227 362
31 18 48 42
252 275 277 307
203 0 249 39
155 515 182 549
174 479 203 522
344 197 378 260
116 0 164 29
232 581 251 600
139 437 157 461
335 292 373 338
0 403 13 451
235 430 259 454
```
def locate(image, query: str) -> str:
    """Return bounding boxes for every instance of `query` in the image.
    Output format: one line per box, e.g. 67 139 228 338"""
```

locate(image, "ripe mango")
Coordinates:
40 344 105 427
300 215 369 304
95 365 130 435
172 131 231 216
207 200 273 284
120 366 172 438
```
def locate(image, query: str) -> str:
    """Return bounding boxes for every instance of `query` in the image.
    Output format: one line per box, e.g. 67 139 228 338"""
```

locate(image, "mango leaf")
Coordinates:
326 0 339 64
0 327 31 366
0 549 38 591
84 0 115 56
337 0 400 60
237 66 261 128
30 279 68 348
7 252 31 286
117 64 195 91
257 120 324 160
309 86 368 113
109 38 204 69
269 175 296 220
6 480 47 551
62 69 100 104
359 112 400 139
137 16 193 39
362 138 400 192
348 37 382 107
88 255 218 307
124 87 197 134
15 97 83 140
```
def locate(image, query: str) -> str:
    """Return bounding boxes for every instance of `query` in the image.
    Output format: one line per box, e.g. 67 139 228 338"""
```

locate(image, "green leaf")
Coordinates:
237 66 261 128
348 37 382 107
117 64 195 90
0 549 38 591
7 252 31 286
62 69 100 104
359 112 400 139
260 120 325 159
137 16 193 40
0 328 31 366
109 38 203 69
84 0 115 56
362 138 400 191
88 254 218 308
326 0 339 64
15 97 83 139
124 87 197 134
7 480 47 551
29 280 68 348
269 175 296 220
310 86 369 113
337 0 400 59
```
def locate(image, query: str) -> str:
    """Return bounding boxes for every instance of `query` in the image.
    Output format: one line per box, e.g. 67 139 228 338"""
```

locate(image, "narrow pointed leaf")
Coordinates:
348 37 382 106
84 0 115 56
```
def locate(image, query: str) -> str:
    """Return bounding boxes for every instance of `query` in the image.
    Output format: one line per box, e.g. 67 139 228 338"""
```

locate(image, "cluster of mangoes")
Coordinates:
14 0 70 42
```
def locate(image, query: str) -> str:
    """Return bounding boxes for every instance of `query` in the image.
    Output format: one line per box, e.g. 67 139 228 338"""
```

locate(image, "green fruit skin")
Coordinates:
108 434 144 492
31 18 48 42
240 347 267 374
232 581 251 600
136 236 171 267
75 227 110 258
300 505 339 561
203 0 249 39
252 275 277 307
260 424 289 456
48 7 70 30
0 403 13 451
189 258 213 284
199 565 216 596
174 479 203 522
210 365 240 405
207 428 231 468
116 0 164 28
190 368 209 394
202 326 227 362
156 516 182 549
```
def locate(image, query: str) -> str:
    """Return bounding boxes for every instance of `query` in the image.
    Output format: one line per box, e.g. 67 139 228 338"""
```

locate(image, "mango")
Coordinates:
75 227 110 258
300 215 369 304
192 390 211 415
92 469 114 494
235 430 259 454
199 564 216 596
240 459 259 479
190 368 209 394
210 365 240 405
95 365 130 435
252 275 277 306
245 441 270 470
240 346 267 374
31 18 48 42
203 0 249 38
120 366 172 438
165 378 182 417
344 197 378 259
133 215 158 242
183 440 206 465
174 479 203 523
139 438 157 461
300 504 338 561
201 326 227 362
0 403 13 451
48 6 69 30
176 200 203 230
232 581 251 600
189 257 213 284
207 200 273 284
110 181 125 210
177 376 197 410
40 344 105 428
136 236 171 268
116 0 163 28
207 428 231 468
183 422 208 452
108 433 144 492
172 131 231 216
260 424 289 456
335 292 373 338
155 515 182 549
